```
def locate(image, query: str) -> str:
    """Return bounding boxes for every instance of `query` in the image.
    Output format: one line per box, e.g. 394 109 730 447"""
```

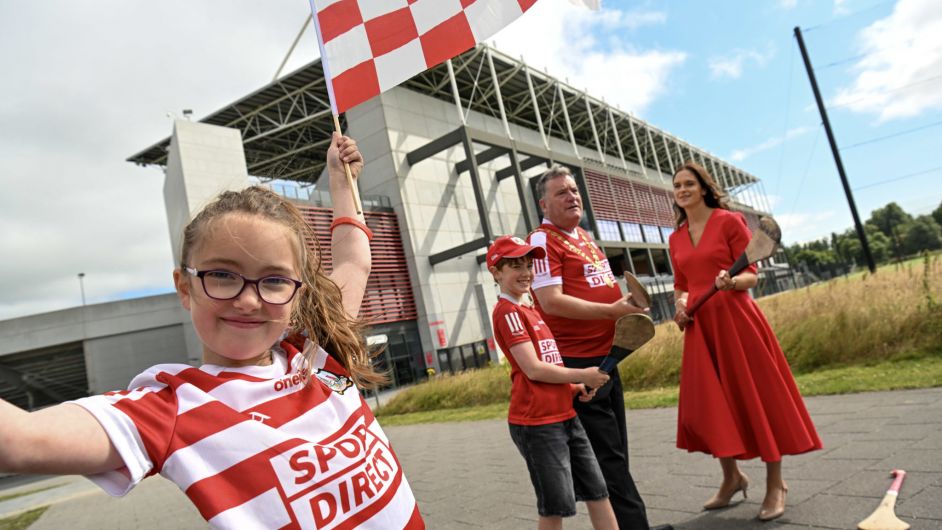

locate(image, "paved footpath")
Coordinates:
2 387 941 529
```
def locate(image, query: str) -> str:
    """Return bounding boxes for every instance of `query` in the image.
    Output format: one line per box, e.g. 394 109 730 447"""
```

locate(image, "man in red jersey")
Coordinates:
528 165 671 530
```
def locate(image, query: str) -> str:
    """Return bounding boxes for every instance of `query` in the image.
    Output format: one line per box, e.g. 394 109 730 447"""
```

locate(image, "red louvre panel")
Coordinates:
611 178 642 224
296 205 417 325
629 181 660 226
656 189 676 226
584 169 619 221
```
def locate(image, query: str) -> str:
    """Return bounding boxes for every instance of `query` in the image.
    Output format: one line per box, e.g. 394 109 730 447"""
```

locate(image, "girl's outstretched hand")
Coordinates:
327 132 363 181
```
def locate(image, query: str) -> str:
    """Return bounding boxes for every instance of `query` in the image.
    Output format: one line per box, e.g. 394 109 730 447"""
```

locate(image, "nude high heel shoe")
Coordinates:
758 484 788 521
703 473 749 510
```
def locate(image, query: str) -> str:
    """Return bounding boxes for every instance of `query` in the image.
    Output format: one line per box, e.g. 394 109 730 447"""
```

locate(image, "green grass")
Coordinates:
0 507 48 530
376 255 942 425
0 485 61 504
377 354 942 425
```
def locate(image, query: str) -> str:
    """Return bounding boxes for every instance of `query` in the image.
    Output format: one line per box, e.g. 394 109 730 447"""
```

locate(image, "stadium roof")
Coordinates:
128 44 760 194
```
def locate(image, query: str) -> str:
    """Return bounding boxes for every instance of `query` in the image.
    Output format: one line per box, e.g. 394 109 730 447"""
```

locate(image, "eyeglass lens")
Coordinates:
202 271 297 304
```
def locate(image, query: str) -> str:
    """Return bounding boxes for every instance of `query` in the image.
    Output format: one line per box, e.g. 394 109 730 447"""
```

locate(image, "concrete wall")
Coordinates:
0 294 191 394
84 324 188 393
164 119 251 266
347 87 558 366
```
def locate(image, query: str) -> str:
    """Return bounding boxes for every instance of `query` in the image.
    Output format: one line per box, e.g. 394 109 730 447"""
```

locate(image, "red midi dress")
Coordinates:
668 209 822 462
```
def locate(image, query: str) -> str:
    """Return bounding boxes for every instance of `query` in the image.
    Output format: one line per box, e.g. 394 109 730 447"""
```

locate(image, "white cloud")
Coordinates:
834 0 852 15
777 211 838 244
831 0 942 122
729 126 814 162
709 47 776 80
0 1 315 320
779 0 799 10
491 0 685 115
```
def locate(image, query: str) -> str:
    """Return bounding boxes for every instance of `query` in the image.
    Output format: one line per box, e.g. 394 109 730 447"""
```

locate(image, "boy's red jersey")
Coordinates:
492 295 576 426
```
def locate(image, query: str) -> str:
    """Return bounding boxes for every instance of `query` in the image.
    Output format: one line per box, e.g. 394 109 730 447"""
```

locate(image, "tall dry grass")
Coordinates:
621 254 942 389
380 255 942 414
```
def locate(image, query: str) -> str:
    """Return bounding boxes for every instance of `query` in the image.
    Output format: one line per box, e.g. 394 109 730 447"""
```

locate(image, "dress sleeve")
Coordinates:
70 369 178 496
668 232 688 292
727 212 758 274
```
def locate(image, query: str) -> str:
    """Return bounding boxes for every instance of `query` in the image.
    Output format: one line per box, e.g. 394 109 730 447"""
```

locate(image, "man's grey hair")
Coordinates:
535 164 574 201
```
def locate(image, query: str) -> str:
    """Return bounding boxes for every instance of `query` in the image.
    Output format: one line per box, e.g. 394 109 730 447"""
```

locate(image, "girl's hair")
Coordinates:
180 186 386 388
672 161 729 228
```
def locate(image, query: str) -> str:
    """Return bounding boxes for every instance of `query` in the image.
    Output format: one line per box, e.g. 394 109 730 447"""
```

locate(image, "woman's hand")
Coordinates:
674 297 691 330
714 270 737 291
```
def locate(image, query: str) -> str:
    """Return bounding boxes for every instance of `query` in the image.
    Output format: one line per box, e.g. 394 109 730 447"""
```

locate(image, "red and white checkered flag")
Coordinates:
310 0 539 114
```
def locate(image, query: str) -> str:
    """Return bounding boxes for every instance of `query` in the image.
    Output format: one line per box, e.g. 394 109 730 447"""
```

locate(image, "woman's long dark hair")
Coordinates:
672 161 728 228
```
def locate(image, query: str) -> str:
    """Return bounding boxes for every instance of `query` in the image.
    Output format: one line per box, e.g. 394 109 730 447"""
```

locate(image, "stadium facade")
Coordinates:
1 45 785 406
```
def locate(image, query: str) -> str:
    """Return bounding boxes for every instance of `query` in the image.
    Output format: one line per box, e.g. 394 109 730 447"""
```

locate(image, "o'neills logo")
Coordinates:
315 368 353 395
273 367 311 392
270 420 401 529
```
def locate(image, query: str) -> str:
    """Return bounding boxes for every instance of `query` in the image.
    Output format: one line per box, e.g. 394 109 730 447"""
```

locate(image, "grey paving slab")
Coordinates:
1 387 940 529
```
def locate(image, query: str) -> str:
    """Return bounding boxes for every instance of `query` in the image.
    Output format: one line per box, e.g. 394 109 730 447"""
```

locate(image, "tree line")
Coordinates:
786 200 942 272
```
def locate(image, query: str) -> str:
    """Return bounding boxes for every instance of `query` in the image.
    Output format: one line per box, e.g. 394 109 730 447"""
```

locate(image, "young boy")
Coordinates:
487 235 618 530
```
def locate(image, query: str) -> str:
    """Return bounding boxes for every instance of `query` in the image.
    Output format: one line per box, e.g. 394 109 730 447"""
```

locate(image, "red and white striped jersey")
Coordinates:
492 294 576 426
73 340 423 530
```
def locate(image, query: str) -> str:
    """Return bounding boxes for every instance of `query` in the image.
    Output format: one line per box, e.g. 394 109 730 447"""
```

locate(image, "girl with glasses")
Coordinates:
0 133 424 529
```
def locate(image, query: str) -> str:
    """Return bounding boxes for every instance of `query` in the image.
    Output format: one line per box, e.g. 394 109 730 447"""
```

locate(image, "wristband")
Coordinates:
330 216 373 241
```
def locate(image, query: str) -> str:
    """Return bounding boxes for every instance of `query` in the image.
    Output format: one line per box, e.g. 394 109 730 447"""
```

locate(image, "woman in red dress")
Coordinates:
668 162 822 522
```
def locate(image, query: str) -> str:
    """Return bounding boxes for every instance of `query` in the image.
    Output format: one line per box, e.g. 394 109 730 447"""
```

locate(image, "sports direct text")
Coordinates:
270 419 401 529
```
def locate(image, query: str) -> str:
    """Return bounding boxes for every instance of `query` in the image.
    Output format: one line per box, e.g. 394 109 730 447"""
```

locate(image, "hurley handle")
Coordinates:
888 469 907 495
685 253 750 318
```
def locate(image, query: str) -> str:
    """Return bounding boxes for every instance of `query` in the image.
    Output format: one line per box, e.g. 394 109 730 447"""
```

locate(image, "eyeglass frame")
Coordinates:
183 266 303 305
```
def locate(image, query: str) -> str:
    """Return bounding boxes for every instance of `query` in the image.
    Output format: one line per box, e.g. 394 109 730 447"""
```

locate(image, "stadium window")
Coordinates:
642 225 662 243
630 248 654 276
651 249 672 276
621 222 644 243
597 219 621 241
660 226 674 241
605 248 627 278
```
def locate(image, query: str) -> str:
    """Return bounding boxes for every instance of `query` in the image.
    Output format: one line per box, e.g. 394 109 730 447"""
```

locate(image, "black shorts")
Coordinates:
509 417 609 517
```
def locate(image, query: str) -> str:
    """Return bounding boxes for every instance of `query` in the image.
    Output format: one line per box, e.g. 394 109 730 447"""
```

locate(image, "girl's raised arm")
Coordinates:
326 132 371 318
0 398 123 475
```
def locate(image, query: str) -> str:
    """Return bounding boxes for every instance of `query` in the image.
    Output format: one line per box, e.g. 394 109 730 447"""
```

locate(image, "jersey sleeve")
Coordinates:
70 368 178 496
528 230 563 290
493 304 535 350
668 231 688 292
727 212 758 274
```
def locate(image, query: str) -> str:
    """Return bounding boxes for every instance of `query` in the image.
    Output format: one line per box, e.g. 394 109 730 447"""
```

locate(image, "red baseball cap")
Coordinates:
486 235 546 267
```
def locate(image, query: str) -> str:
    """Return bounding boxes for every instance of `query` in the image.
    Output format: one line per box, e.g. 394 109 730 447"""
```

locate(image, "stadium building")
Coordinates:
1 44 785 406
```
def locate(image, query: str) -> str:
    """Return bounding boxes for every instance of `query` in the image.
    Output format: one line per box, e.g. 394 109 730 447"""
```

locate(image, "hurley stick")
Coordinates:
686 216 782 317
857 470 910 530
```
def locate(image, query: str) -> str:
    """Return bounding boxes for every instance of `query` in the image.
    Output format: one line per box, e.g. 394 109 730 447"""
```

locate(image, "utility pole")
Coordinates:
794 26 876 273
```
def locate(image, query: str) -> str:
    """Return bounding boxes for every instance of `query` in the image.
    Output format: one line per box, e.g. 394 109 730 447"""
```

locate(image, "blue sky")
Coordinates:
495 0 941 244
0 0 939 319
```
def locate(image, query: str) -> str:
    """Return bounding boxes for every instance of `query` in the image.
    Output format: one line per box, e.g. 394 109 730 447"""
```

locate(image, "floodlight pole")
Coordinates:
794 26 876 273
78 272 86 306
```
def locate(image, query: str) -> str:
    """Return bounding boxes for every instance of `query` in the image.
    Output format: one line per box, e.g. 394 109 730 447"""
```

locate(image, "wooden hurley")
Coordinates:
624 271 651 310
597 313 656 374
857 470 910 530
685 216 782 317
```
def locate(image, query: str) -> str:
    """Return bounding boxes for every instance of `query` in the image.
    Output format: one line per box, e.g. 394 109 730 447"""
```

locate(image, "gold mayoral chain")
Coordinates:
542 228 614 287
